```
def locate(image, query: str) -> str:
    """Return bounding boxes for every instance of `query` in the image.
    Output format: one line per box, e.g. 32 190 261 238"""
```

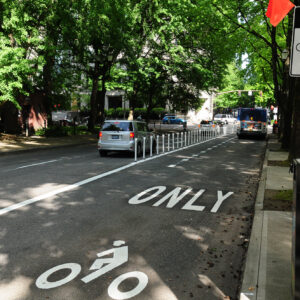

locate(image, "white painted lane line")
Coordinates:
0 134 234 216
192 154 198 157
181 159 189 162
15 160 58 170
0 162 138 216
207 148 212 150
201 151 206 154
168 165 176 168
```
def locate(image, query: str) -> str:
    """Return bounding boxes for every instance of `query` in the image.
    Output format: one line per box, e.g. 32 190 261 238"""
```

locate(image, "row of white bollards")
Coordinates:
134 125 237 161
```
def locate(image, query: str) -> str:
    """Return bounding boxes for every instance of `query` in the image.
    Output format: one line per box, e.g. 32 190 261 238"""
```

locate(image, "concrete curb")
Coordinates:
239 147 269 299
0 137 97 156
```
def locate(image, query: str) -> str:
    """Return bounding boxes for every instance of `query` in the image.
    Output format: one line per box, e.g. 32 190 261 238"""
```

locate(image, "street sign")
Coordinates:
290 7 300 77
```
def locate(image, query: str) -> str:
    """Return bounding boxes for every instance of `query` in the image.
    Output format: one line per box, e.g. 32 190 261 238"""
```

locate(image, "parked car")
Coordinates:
199 120 218 131
80 116 90 126
162 115 186 124
213 120 225 127
214 114 236 124
98 120 156 157
52 111 80 126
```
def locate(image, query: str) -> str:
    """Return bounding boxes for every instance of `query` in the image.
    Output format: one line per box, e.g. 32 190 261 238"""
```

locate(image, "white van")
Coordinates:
98 120 156 157
214 114 236 124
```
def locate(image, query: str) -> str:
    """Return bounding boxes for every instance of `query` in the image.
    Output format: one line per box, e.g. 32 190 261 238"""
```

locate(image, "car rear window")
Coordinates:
102 122 133 131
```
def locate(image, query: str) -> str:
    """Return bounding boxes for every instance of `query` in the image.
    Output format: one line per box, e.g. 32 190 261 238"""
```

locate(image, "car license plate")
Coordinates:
112 135 119 139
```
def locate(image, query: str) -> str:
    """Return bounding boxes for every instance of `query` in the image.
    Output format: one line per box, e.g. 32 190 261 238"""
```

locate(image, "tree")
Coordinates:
118 0 239 118
211 0 299 157
215 62 273 109
69 0 133 130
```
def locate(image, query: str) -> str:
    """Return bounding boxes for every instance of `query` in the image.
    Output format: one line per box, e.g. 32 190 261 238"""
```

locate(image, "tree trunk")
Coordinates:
42 55 55 116
280 73 294 149
280 12 294 149
289 77 300 159
88 73 99 131
97 74 107 125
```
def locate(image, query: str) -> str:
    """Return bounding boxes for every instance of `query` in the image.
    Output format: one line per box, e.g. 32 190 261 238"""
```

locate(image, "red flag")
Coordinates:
266 0 295 27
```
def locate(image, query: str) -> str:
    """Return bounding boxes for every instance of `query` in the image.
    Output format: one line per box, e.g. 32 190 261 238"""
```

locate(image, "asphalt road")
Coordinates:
0 130 266 300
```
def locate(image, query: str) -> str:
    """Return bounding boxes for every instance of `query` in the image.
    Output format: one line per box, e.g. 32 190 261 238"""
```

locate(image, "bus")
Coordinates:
236 108 267 139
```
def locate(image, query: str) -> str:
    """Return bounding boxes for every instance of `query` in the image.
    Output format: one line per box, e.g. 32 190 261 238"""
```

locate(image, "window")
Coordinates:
240 110 266 122
102 122 133 131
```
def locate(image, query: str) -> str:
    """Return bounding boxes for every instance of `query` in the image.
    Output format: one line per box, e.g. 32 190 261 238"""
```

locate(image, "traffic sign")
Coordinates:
290 7 300 77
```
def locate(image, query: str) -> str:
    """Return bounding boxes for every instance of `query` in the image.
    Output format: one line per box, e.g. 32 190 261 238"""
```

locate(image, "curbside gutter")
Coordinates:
239 146 269 300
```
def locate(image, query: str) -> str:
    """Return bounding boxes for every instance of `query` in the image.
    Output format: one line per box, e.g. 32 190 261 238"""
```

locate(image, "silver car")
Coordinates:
98 120 156 157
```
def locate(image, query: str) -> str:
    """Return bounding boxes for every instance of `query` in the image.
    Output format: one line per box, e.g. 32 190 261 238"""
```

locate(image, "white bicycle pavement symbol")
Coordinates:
35 241 148 300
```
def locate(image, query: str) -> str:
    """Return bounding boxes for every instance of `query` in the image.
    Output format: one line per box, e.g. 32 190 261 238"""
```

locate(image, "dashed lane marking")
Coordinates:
15 159 58 170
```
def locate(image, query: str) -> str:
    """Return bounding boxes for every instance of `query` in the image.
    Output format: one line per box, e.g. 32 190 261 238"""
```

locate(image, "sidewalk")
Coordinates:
240 134 293 300
0 134 97 155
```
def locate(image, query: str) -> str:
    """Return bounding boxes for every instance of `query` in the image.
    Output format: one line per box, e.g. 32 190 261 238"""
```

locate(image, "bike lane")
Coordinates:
0 135 265 300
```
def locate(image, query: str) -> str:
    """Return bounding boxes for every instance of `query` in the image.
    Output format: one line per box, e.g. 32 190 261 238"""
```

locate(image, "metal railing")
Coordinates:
134 125 237 161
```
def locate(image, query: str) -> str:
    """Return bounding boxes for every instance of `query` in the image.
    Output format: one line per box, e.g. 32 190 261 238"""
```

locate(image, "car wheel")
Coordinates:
99 150 107 157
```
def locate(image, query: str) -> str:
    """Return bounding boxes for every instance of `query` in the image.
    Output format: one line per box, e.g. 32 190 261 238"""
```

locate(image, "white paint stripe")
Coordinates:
168 165 176 168
192 154 198 157
181 158 189 162
201 151 206 154
15 159 58 169
240 293 252 300
0 135 234 216
0 162 137 216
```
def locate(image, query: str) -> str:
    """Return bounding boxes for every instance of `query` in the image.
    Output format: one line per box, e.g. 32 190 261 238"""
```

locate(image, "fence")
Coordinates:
134 125 236 162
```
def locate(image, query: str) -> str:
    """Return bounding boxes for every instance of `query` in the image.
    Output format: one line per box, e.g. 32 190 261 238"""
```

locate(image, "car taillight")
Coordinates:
130 132 134 139
99 131 102 138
